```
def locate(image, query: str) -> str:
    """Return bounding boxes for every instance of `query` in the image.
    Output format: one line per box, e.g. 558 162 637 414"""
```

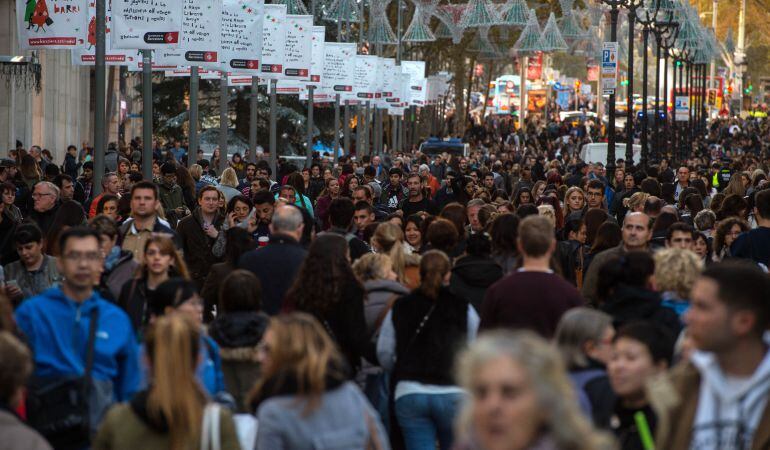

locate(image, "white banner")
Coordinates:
353 55 378 101
388 72 410 115
17 0 89 49
282 15 312 80
259 4 287 79
71 1 136 65
306 26 325 88
155 0 222 69
220 0 264 74
112 0 183 49
125 50 177 71
274 80 304 95
322 42 356 98
164 67 221 79
380 58 397 108
401 60 426 106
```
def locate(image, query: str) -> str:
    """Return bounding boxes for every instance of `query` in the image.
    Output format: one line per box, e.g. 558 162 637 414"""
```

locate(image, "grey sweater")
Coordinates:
255 381 390 450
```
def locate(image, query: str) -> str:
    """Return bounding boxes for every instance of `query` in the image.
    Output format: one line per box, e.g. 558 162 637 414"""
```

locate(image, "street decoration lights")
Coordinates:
403 0 439 42
460 0 502 28
499 0 529 27
274 0 310 15
369 0 398 44
513 8 546 130
434 3 467 44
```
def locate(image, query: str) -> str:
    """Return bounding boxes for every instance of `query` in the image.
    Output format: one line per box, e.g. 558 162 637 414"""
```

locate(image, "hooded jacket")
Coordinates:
15 286 141 426
209 311 270 412
652 338 770 450
362 279 410 337
92 390 240 450
450 255 504 311
600 284 682 337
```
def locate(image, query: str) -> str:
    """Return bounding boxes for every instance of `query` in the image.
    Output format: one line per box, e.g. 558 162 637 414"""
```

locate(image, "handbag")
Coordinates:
26 307 99 450
201 403 222 450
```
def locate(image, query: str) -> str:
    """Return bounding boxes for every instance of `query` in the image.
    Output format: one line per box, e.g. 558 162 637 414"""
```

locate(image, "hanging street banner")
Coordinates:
322 42 356 96
353 55 379 101
526 53 543 80
155 0 222 69
165 67 220 79
675 96 689 121
112 0 183 49
259 4 287 79
379 58 396 108
601 42 618 94
282 15 312 80
388 72 410 116
17 0 89 49
306 26 325 87
401 60 427 106
72 1 136 65
125 50 176 71
220 0 264 75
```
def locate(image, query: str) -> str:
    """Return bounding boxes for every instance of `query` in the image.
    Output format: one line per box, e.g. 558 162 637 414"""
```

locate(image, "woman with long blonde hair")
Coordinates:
454 330 614 450
249 313 389 448
118 235 189 333
564 186 587 219
371 222 409 284
93 315 240 450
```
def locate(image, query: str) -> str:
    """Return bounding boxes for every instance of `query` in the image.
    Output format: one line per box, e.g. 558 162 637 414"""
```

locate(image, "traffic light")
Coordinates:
620 79 629 86
574 80 581 91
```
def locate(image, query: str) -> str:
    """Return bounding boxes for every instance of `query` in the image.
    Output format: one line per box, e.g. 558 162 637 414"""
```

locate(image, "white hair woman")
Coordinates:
454 330 613 450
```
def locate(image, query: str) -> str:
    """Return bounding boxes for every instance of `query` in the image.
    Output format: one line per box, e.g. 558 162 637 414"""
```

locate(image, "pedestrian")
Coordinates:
118 181 179 262
314 177 341 230
90 214 138 302
17 227 140 448
2 222 62 304
555 309 614 423
731 189 770 268
607 322 674 450
218 168 242 203
118 235 189 334
44 199 87 256
249 313 390 449
713 217 749 260
146 278 226 398
88 173 121 219
489 213 519 275
453 330 613 450
0 331 52 450
93 315 241 450
286 234 375 372
28 181 60 235
208 270 269 413
157 163 189 226
654 248 703 319
176 186 224 289
377 250 479 450
450 233 503 311
481 215 583 338
238 205 307 315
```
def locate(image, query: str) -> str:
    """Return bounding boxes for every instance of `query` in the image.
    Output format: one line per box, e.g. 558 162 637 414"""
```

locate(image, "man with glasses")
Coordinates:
14 227 140 445
2 223 61 304
586 179 607 211
28 181 60 235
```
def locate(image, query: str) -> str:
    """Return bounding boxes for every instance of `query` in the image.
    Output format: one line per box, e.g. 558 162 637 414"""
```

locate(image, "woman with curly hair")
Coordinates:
654 248 703 319
285 234 374 372
715 193 749 221
713 217 750 260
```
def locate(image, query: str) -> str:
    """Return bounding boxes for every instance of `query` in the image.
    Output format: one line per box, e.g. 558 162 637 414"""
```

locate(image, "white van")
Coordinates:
580 142 641 165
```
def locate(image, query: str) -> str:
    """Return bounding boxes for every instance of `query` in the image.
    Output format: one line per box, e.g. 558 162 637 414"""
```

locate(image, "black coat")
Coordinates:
238 234 307 315
176 208 224 288
449 255 503 311
600 284 682 337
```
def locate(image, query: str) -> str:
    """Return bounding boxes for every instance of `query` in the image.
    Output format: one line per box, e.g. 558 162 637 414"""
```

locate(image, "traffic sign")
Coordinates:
601 42 618 95
675 96 689 121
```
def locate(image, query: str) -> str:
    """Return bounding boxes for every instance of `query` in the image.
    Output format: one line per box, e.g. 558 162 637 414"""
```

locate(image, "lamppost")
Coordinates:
623 0 645 166
651 17 678 160
634 0 666 169
598 0 626 181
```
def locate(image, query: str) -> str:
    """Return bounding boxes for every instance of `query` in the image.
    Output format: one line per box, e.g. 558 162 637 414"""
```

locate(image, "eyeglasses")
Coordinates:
31 193 53 199
62 252 103 263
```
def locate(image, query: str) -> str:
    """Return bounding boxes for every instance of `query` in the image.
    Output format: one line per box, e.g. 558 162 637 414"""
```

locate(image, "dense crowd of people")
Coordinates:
1 114 770 450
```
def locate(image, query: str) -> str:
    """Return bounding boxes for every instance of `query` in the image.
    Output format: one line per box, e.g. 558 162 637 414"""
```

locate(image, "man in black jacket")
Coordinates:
239 205 307 315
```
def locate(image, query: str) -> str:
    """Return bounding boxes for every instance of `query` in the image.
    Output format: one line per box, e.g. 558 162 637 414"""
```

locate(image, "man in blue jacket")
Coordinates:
15 227 141 430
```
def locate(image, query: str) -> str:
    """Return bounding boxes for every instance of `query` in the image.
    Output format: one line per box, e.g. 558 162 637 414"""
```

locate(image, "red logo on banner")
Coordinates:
527 53 542 80
164 32 179 43
204 52 217 62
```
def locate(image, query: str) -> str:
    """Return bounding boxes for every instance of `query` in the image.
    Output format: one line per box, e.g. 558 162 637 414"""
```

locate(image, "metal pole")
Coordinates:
306 85 315 168
356 104 362 158
626 11 635 165
709 0 717 119
376 107 383 154
606 7 619 181
269 79 278 178
364 101 371 157
396 0 403 64
248 76 258 163
219 72 229 174
519 56 527 131
654 40 661 157
641 27 649 168
686 61 692 143
344 100 351 156
141 50 153 180
189 66 199 167
334 93 341 165
662 53 669 156
93 0 106 193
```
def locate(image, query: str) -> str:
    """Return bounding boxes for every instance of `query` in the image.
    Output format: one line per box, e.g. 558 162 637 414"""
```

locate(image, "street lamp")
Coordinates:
597 0 625 181
651 15 678 160
623 0 644 167
634 0 665 169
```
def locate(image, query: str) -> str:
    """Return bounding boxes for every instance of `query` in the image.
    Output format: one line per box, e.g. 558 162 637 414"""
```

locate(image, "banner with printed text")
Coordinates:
155 0 222 69
220 0 264 74
259 4 287 79
353 55 378 102
401 60 426 106
71 1 136 65
17 0 89 49
378 58 396 109
112 0 183 49
282 15 312 80
322 42 356 96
